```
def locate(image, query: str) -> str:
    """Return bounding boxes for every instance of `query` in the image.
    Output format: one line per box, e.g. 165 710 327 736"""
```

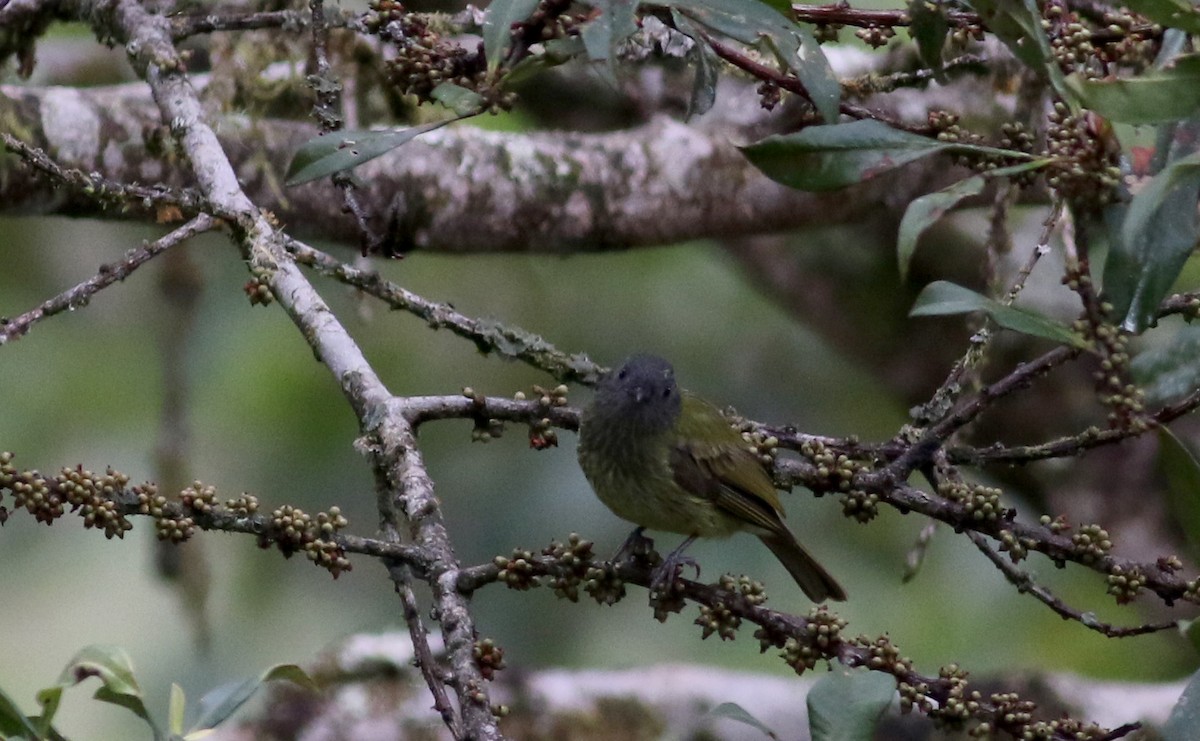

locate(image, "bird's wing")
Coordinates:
671 394 786 533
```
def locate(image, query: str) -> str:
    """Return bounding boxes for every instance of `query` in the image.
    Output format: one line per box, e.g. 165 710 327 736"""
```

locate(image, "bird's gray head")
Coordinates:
592 354 683 434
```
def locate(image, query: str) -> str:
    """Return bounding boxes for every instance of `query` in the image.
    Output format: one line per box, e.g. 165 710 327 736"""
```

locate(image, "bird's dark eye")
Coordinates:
662 387 672 398
617 369 628 380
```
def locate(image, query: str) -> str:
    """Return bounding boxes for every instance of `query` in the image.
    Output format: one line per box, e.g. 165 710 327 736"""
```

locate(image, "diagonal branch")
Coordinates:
92 0 503 735
967 531 1176 638
0 213 218 346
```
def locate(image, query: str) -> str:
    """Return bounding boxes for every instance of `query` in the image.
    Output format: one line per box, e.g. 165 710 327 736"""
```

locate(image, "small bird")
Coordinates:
577 354 846 602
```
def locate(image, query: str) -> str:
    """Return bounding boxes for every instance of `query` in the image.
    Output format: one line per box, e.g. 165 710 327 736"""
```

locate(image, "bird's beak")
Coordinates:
633 386 648 403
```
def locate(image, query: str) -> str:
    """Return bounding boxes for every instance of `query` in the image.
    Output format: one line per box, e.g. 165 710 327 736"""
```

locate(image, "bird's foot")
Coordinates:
613 526 656 564
649 536 700 592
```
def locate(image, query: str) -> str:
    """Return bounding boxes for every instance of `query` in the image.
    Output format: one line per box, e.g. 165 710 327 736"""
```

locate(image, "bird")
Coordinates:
577 354 846 602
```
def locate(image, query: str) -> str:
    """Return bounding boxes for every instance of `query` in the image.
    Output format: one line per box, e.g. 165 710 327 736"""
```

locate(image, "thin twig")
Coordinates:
789 3 978 29
1 132 205 217
286 240 604 384
170 9 313 39
702 33 924 132
950 386 1200 464
1005 201 1062 304
0 214 219 345
391 563 464 740
967 531 1175 638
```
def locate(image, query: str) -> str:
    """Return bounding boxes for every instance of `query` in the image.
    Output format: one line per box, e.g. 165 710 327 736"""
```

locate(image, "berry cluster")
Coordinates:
261 503 352 576
0 452 134 537
543 532 594 601
0 452 351 577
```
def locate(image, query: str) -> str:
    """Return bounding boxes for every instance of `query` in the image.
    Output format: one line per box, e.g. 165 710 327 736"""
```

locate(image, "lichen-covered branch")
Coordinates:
0 81 970 253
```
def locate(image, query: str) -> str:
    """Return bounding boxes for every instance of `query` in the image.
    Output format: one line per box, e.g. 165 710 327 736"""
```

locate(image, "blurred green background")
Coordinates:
0 208 1195 739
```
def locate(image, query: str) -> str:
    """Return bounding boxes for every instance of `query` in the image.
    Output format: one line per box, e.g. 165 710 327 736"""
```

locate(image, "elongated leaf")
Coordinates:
1163 667 1200 741
666 0 840 122
744 120 944 191
1107 150 1200 331
168 684 186 737
1066 55 1200 125
708 702 779 738
502 36 587 87
909 0 948 73
1157 428 1200 564
910 280 1089 347
580 0 639 70
430 83 486 116
1180 618 1200 655
897 161 1050 281
898 176 987 282
0 685 40 738
285 121 455 186
791 25 840 124
1125 0 1200 33
37 646 158 738
807 669 895 741
965 0 1069 99
191 664 317 733
1132 327 1200 405
483 0 541 71
742 119 1030 191
672 10 720 117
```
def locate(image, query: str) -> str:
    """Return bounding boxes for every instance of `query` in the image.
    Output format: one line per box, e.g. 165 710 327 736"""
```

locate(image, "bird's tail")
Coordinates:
759 532 847 602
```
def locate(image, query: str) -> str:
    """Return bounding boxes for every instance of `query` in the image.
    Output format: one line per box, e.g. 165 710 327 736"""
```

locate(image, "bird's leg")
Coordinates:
613 526 654 562
650 535 700 591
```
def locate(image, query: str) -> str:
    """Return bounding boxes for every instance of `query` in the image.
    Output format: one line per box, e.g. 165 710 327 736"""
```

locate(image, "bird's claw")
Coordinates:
649 551 700 592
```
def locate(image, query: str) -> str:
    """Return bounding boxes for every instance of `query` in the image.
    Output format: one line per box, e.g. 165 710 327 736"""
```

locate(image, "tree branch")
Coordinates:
0 80 972 252
0 212 218 345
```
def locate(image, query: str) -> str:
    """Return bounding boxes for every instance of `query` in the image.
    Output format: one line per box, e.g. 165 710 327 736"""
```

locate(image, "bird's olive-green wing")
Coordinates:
671 393 786 532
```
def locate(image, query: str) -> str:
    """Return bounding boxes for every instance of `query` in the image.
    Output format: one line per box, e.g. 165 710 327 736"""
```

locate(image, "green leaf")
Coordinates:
483 0 541 71
910 280 1089 348
666 0 840 122
902 521 938 583
708 702 778 739
430 83 486 116
501 36 587 87
260 664 320 691
908 0 948 73
898 176 987 282
964 0 1069 99
1157 428 1200 564
1125 0 1200 33
1132 327 1200 405
742 119 1030 192
672 10 720 117
285 121 455 186
1179 618 1200 655
1163 667 1200 741
743 120 944 191
754 0 797 16
190 664 317 733
168 684 187 737
790 25 840 124
1106 150 1200 331
38 646 158 739
580 0 639 70
897 161 1050 281
807 668 895 741
1065 55 1200 125
0 685 40 738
